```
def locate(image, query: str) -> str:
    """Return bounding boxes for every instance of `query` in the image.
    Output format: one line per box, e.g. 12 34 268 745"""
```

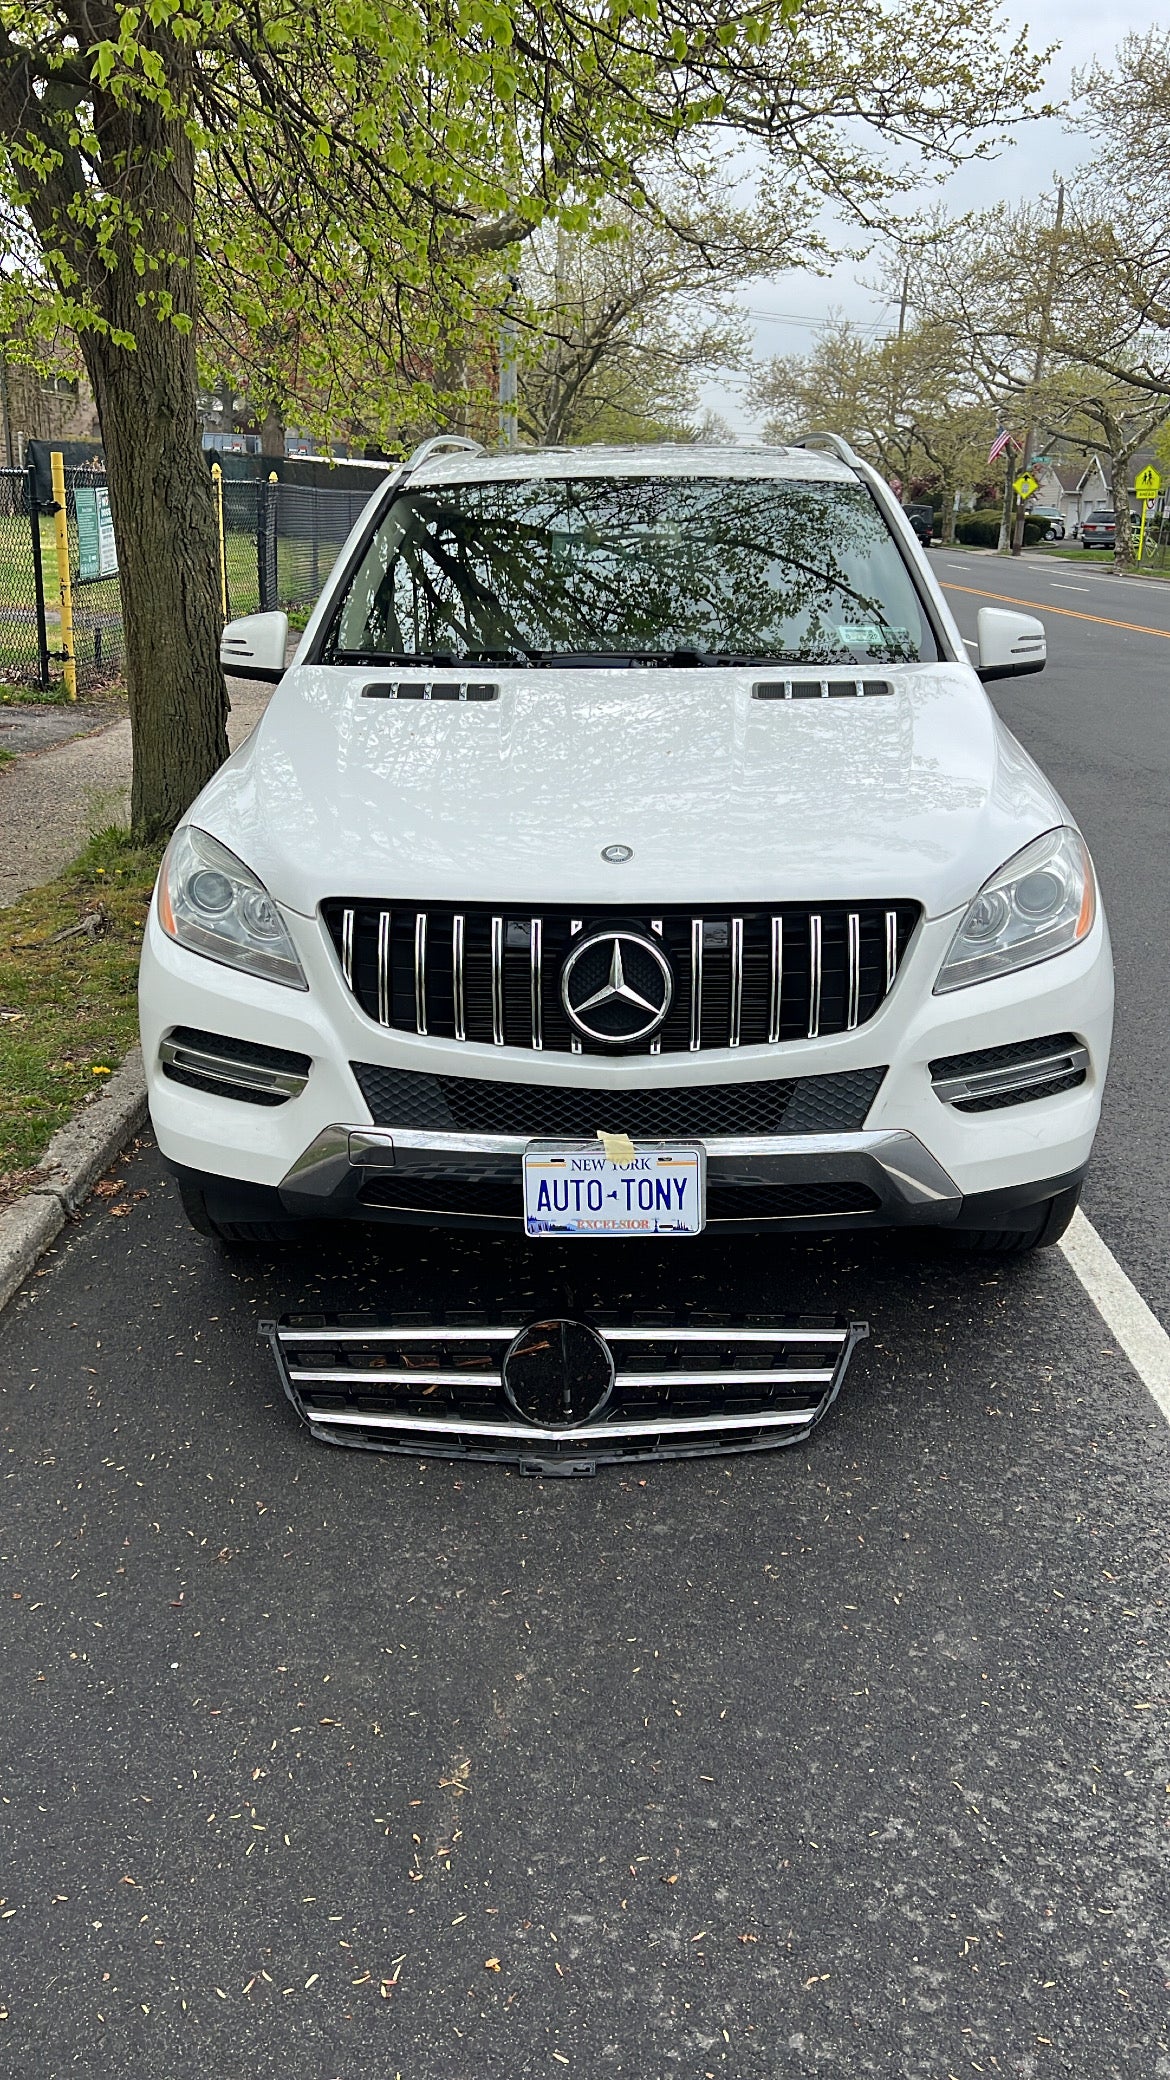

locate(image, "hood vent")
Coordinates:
753 678 892 700
362 680 497 701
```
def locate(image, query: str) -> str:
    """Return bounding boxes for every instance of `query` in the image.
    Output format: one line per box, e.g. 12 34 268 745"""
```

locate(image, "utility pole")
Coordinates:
498 274 519 450
1010 180 1065 555
888 268 911 495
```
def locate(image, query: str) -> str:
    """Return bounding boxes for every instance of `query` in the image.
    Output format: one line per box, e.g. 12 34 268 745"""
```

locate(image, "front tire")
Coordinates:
952 1182 1082 1256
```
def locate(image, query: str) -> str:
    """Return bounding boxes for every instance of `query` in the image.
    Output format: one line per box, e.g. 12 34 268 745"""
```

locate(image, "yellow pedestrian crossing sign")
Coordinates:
1135 465 1161 561
1013 470 1039 500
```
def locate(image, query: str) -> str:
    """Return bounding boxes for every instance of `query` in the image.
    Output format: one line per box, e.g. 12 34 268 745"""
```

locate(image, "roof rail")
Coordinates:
405 435 486 471
794 432 863 469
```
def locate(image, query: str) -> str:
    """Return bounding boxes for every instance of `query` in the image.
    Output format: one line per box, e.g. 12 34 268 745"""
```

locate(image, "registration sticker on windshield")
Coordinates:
522 1141 705 1237
837 622 905 650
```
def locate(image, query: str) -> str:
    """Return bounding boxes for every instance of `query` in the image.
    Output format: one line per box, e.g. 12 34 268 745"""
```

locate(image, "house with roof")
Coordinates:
1029 456 1110 533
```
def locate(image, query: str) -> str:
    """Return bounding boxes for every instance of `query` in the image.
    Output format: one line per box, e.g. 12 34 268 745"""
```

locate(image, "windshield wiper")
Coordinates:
461 644 544 665
332 649 464 667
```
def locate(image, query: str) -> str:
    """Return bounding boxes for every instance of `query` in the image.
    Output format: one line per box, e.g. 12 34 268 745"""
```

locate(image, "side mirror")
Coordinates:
976 606 1045 684
220 610 289 684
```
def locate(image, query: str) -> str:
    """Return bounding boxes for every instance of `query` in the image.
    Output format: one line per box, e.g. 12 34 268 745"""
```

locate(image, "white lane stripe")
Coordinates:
1059 1209 1170 1426
962 637 978 650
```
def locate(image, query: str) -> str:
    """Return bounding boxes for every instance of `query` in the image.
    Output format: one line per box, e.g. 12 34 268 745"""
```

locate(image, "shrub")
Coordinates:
955 508 1048 548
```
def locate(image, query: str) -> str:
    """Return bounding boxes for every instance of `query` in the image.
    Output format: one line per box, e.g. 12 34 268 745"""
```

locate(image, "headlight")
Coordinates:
157 825 308 990
934 827 1096 993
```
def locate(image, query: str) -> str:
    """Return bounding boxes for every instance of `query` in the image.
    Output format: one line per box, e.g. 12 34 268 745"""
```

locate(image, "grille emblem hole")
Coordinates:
503 1319 615 1429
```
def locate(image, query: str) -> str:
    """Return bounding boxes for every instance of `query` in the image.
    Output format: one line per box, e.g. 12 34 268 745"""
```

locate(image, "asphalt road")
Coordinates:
933 550 1170 1326
2 553 1168 2078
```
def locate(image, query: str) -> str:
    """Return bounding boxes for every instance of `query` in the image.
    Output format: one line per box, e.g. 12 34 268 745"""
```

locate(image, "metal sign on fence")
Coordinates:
75 484 119 580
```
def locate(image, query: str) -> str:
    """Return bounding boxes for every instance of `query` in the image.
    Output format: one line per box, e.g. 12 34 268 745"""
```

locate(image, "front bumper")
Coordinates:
140 891 1113 1235
275 1118 963 1232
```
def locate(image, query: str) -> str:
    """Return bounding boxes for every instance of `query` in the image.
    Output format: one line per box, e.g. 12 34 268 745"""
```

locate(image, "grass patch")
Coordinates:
0 825 162 1185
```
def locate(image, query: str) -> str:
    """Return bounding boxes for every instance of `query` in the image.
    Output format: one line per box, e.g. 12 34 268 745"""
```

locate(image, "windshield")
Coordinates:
328 475 937 666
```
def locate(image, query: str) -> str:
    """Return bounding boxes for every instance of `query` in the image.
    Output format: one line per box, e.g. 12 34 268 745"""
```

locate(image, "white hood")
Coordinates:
193 662 1068 920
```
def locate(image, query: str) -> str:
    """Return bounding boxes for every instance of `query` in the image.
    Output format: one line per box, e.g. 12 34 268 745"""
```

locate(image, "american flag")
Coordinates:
987 428 1019 464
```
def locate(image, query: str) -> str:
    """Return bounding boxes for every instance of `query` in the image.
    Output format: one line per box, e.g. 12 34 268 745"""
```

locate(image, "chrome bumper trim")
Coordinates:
280 1122 962 1222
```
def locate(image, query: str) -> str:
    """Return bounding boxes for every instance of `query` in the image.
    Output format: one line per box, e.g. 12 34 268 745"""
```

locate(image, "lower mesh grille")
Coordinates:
357 1174 879 1224
350 1063 886 1138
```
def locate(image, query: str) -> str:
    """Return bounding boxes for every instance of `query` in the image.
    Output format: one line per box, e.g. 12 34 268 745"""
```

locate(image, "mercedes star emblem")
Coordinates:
601 844 633 863
560 929 674 1045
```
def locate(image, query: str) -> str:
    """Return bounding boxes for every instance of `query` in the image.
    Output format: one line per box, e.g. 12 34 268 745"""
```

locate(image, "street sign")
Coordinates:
1013 470 1039 501
1135 465 1162 561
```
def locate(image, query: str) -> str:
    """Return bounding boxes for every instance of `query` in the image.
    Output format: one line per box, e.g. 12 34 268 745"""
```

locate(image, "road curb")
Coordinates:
0 1046 147 1316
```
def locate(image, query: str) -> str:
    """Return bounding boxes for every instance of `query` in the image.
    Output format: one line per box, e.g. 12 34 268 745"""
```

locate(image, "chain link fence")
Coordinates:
0 454 377 701
0 466 51 692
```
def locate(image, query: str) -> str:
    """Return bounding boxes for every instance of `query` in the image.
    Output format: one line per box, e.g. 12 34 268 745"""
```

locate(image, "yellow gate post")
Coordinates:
211 461 228 619
49 449 77 701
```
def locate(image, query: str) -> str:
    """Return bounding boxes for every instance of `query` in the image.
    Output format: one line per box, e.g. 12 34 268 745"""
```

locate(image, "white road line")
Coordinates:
962 637 978 650
1059 1209 1170 1426
1050 583 1089 592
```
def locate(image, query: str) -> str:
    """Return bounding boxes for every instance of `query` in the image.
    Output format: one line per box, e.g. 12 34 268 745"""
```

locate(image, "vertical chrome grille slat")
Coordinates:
414 912 428 1035
490 916 505 1045
689 919 703 1051
530 917 543 1050
376 910 391 1027
846 912 861 1030
329 900 913 1049
452 915 466 1041
807 914 822 1039
768 915 783 1044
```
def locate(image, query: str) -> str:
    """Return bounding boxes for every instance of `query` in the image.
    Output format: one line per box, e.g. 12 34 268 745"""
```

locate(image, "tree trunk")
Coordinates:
260 404 286 459
939 472 956 545
66 107 228 839
1108 444 1136 573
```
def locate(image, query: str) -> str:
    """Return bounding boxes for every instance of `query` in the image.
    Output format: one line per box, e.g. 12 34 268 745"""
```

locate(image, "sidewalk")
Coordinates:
0 681 273 906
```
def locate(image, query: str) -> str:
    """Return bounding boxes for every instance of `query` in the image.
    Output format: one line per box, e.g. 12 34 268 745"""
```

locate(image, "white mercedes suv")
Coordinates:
138 437 1112 1452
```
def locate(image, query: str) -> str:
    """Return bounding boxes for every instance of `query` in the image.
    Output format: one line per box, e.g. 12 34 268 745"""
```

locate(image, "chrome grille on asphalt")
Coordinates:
321 902 919 1054
263 1312 869 1469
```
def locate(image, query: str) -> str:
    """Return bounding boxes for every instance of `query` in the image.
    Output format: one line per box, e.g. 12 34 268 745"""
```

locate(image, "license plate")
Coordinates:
523 1141 705 1238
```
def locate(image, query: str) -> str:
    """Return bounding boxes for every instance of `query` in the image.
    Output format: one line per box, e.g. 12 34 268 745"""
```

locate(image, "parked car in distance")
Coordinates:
1030 506 1065 542
1080 510 1116 549
903 500 934 546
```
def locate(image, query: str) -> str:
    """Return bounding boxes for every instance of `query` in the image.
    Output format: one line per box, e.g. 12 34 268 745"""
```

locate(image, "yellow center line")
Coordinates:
940 580 1170 642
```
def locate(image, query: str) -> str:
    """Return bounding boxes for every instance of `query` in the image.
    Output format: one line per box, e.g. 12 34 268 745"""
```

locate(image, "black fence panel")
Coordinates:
217 477 374 619
271 483 371 610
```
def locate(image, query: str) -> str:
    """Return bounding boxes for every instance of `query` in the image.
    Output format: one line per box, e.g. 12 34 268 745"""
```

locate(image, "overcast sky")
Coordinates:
707 0 1152 433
